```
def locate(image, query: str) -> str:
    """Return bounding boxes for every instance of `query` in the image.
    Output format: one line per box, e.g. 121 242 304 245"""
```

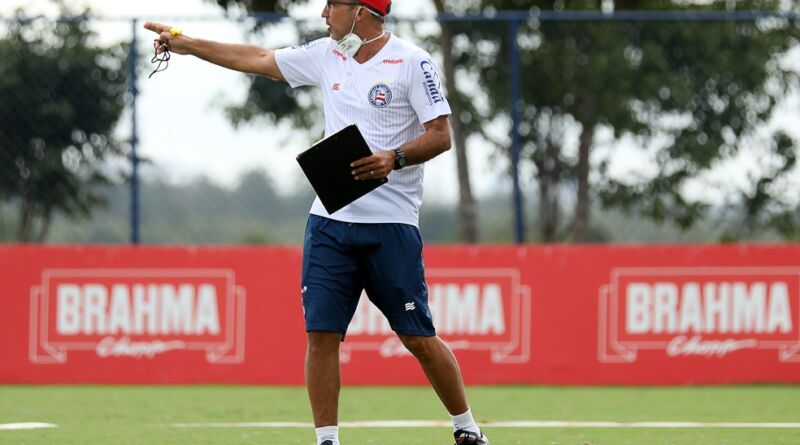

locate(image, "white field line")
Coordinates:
0 422 58 431
168 420 800 429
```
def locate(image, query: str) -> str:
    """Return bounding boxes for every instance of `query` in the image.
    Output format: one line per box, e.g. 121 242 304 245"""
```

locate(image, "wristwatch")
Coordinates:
393 148 407 170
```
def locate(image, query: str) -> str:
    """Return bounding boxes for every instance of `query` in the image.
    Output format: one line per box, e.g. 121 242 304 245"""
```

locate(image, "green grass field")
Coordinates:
1 385 799 444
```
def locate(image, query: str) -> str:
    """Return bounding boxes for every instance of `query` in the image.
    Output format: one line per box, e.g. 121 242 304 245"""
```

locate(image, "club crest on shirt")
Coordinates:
368 83 393 108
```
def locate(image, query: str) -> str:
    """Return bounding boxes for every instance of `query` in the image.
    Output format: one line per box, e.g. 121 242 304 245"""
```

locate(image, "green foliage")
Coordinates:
598 20 798 240
213 0 294 13
0 8 128 241
37 173 403 243
134 172 314 244
463 0 799 241
204 0 800 243
33 171 771 244
205 0 323 136
223 73 322 132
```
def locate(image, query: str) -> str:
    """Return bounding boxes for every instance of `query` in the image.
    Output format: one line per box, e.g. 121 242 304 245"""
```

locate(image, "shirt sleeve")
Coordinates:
409 50 452 124
274 38 329 88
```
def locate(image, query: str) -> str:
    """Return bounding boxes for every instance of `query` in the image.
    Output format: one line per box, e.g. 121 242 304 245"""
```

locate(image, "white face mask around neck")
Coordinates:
336 6 386 58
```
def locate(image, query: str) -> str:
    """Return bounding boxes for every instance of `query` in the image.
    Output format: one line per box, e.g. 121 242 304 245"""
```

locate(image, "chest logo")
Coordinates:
333 49 348 61
368 83 393 108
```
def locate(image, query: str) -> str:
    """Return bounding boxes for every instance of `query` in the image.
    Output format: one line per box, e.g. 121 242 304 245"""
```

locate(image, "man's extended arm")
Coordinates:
143 22 284 81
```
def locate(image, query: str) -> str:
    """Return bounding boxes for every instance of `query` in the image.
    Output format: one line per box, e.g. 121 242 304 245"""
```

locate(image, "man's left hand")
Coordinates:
351 150 396 181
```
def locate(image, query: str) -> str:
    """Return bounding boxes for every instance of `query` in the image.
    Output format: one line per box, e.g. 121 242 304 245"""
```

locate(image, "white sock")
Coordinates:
315 425 339 445
451 407 480 434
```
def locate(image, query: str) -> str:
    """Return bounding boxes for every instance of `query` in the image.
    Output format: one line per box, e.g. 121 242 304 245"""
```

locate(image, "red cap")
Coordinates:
359 0 391 15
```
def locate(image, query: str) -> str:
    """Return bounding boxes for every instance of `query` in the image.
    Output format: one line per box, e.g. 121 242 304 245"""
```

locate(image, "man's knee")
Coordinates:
307 331 342 355
398 334 438 359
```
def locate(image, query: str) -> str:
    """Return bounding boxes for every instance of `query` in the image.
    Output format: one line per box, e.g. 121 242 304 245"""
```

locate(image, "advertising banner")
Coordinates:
2 244 798 384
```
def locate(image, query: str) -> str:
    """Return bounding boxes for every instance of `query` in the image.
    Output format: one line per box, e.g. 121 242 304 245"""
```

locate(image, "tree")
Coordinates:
0 8 128 241
212 0 318 132
429 0 481 242
208 0 481 242
462 0 799 241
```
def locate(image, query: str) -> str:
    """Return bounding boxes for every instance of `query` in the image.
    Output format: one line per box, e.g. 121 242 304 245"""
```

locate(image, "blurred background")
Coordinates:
1 0 799 246
3 3 800 444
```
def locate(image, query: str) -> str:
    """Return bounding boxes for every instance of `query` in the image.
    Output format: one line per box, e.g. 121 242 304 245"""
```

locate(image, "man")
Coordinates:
144 1 488 444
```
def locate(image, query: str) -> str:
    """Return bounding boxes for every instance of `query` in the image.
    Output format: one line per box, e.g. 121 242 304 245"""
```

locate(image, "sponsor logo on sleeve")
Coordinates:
598 268 800 362
341 269 532 364
368 83 393 108
420 60 444 105
29 269 246 364
293 38 326 50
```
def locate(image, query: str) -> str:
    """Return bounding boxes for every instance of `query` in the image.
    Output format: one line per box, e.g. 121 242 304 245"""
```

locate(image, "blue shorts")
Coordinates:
301 215 436 338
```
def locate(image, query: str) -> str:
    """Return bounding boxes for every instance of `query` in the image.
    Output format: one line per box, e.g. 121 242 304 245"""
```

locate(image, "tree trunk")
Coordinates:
539 175 557 242
574 127 594 242
539 144 561 242
0 208 6 241
17 197 32 242
35 209 51 243
434 0 478 243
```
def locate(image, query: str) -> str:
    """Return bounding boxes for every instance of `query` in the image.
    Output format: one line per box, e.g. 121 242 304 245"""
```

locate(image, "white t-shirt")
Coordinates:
275 33 452 227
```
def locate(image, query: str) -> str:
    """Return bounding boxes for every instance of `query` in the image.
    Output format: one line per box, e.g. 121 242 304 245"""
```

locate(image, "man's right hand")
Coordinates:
144 22 191 55
142 21 283 80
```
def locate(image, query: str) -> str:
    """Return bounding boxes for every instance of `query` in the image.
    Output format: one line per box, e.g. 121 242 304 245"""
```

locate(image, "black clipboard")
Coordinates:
296 125 388 214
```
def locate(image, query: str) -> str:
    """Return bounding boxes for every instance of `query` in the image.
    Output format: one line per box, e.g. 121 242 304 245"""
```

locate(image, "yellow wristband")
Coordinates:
170 27 183 36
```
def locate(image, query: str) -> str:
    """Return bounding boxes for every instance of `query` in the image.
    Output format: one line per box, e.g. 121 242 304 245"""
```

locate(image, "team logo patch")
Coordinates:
368 83 393 108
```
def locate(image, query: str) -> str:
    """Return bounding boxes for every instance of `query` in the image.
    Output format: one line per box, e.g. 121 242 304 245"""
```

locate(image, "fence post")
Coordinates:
129 18 141 245
509 19 525 244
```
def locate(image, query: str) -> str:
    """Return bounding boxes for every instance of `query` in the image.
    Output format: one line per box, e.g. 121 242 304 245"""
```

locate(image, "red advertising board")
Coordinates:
1 244 799 384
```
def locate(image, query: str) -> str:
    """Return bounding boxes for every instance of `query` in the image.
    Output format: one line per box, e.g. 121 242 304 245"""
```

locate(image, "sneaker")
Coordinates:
320 441 334 445
453 429 489 445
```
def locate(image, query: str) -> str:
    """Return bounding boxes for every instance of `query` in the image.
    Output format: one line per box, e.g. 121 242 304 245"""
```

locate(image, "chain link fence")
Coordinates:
1 11 799 244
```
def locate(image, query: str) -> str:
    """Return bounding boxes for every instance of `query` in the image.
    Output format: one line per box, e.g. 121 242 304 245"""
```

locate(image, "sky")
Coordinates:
1 0 799 207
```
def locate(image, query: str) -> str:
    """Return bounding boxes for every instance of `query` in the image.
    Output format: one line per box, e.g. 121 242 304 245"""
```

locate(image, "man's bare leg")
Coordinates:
398 334 469 415
306 331 343 427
